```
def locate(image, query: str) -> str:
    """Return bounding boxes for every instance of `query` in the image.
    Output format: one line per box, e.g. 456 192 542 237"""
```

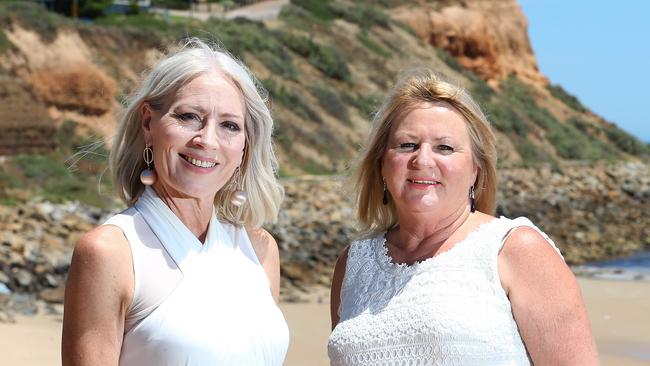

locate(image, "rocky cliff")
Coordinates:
393 0 547 87
0 1 649 311
1 163 648 311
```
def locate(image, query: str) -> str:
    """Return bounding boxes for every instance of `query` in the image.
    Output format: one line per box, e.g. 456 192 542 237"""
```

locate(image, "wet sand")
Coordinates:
1 278 648 365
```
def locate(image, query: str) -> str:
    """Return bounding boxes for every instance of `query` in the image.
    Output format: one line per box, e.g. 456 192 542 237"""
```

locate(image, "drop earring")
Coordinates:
140 145 157 186
469 185 476 213
230 167 247 207
383 180 389 205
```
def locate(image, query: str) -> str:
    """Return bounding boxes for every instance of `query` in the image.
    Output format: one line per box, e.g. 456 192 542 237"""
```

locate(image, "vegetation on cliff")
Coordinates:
0 0 648 202
0 1 648 302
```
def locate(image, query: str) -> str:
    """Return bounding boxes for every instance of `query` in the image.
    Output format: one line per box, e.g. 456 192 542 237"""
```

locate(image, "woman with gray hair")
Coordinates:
328 69 598 365
62 38 288 365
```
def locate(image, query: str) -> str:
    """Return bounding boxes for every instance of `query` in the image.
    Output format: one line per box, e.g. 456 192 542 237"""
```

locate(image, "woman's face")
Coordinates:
142 71 246 201
381 102 477 217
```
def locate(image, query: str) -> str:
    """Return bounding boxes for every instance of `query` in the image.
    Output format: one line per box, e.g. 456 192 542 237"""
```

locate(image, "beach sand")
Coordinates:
1 278 648 365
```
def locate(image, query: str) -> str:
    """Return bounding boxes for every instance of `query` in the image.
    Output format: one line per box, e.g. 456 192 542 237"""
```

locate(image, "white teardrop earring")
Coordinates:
140 145 157 186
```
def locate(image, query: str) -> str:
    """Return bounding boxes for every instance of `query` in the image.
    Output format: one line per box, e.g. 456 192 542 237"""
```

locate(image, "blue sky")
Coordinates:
519 0 650 143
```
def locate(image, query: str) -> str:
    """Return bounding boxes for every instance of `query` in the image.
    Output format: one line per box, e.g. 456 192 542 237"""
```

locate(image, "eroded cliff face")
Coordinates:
393 0 547 87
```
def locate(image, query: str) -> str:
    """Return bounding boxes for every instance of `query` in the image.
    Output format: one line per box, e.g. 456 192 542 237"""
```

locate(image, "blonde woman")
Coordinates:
329 69 598 365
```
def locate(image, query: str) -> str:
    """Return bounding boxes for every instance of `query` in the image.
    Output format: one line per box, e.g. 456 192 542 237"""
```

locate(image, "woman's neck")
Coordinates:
152 184 214 243
387 205 473 264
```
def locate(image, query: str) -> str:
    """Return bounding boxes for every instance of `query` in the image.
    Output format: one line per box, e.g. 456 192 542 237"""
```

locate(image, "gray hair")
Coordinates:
110 38 283 228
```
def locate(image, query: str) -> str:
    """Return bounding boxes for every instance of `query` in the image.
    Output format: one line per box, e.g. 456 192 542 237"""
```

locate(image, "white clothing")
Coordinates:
104 187 288 366
328 216 561 366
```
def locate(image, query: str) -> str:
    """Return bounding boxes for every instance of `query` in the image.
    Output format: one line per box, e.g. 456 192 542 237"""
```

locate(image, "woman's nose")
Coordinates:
412 144 434 168
192 123 219 149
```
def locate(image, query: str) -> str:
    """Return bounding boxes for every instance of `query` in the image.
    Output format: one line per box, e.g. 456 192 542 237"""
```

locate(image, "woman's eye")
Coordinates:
221 121 242 132
174 113 203 126
438 144 454 153
398 142 418 150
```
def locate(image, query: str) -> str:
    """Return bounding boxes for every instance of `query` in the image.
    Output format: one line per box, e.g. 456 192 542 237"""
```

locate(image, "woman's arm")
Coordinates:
62 225 134 366
330 245 350 330
247 228 282 304
498 226 599 365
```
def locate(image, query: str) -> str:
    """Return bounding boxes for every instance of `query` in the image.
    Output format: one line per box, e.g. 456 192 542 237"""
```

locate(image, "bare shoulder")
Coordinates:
63 224 133 365
330 245 350 329
498 224 571 296
334 245 351 275
245 226 279 265
74 224 130 258
500 226 562 266
69 224 133 296
497 225 599 363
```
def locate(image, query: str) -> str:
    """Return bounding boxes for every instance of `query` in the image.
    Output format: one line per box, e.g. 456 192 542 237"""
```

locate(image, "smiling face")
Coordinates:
142 71 246 202
381 102 478 218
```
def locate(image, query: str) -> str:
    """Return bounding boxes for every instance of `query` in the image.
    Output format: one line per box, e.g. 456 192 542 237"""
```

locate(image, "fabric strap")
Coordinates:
134 186 219 274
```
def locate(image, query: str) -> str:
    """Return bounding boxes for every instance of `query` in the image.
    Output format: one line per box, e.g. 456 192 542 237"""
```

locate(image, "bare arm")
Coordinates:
330 245 350 330
247 227 282 304
62 225 134 366
499 227 599 365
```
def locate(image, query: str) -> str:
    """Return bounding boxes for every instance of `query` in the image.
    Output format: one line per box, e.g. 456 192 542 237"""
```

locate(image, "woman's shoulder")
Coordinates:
497 215 563 263
74 223 131 263
245 227 278 253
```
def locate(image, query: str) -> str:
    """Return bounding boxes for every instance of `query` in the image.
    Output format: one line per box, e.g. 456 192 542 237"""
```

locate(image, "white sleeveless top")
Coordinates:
104 188 289 366
328 216 562 366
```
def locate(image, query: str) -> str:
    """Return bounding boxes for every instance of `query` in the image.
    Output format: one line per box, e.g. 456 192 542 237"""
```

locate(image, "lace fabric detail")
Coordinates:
328 216 557 366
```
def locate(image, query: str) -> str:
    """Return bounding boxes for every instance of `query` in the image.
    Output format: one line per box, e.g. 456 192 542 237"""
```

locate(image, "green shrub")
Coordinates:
356 31 391 58
538 119 616 161
257 50 298 80
342 92 383 119
601 123 650 156
435 47 464 73
290 0 337 21
0 31 16 54
0 2 71 43
547 84 587 113
79 0 113 18
512 137 554 164
0 119 113 207
275 31 351 82
392 20 417 36
333 2 390 30
151 0 191 10
483 101 529 137
263 79 322 123
309 84 349 122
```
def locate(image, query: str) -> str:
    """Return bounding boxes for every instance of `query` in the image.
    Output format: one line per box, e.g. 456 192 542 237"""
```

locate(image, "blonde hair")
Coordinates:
110 38 283 228
353 68 497 235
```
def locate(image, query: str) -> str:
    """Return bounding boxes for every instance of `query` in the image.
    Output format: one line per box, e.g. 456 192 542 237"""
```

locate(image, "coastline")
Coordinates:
0 278 648 365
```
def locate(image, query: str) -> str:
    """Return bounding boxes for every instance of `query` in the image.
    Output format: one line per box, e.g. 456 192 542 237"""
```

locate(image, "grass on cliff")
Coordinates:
0 2 74 44
0 120 113 207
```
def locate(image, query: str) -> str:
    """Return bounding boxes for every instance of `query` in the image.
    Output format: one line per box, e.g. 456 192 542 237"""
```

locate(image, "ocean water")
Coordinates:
573 251 650 281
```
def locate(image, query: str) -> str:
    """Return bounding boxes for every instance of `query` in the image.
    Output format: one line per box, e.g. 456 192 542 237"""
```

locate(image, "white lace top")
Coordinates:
328 216 561 366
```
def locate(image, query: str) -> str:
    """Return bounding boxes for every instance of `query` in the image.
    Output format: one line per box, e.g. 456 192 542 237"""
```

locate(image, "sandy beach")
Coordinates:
1 278 648 365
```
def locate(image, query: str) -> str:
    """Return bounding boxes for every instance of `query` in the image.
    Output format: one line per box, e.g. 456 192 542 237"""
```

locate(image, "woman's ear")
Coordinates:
141 102 153 145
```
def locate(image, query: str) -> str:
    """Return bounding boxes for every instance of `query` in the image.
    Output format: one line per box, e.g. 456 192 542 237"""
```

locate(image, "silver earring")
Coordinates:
140 145 157 186
230 167 247 207
469 185 476 213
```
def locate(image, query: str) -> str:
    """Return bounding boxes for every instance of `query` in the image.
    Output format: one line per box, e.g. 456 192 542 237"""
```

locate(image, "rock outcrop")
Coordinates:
393 0 548 87
1 162 648 311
